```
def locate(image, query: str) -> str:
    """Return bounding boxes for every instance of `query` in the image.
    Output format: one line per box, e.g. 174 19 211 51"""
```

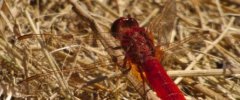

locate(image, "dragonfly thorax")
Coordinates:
121 28 155 65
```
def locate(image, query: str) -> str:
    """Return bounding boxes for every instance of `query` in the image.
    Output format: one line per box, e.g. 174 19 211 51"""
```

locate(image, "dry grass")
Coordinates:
0 0 240 100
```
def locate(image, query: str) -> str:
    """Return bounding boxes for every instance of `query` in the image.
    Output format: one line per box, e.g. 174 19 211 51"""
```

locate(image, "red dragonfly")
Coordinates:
14 0 185 99
110 0 185 100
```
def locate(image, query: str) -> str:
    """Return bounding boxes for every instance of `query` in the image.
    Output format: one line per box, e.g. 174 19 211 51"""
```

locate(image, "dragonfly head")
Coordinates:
111 15 139 39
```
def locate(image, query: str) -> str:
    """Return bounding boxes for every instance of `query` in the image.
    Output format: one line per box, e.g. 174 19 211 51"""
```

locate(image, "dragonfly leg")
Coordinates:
122 56 132 74
111 46 122 50
136 65 150 100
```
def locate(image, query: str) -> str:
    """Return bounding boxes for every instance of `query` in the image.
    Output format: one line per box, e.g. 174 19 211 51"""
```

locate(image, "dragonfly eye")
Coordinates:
125 18 139 28
111 17 124 37
111 17 139 38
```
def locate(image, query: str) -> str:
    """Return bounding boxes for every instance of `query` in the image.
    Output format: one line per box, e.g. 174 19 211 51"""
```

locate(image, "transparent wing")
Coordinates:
147 0 176 46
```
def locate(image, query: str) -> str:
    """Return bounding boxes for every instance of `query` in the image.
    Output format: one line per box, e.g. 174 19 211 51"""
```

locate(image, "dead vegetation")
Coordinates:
0 0 240 99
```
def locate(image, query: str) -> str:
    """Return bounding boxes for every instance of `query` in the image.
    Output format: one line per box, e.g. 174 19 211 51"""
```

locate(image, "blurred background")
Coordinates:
0 0 240 99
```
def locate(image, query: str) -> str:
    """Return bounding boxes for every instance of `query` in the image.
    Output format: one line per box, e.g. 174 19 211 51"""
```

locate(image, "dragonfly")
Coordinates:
12 0 185 99
110 0 186 99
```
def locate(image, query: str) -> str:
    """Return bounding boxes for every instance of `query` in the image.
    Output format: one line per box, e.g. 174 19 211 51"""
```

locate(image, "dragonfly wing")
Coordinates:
147 0 176 47
127 61 152 99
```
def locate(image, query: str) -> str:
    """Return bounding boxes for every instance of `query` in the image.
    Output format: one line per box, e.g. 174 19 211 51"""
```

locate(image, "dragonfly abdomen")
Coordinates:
143 57 185 100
